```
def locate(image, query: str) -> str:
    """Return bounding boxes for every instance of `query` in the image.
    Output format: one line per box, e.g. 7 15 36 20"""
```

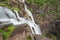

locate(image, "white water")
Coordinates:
19 0 42 35
0 0 42 35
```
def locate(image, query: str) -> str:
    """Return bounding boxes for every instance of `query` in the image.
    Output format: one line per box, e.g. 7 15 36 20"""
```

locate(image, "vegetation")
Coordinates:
0 0 20 12
26 0 60 40
27 36 32 40
0 25 15 40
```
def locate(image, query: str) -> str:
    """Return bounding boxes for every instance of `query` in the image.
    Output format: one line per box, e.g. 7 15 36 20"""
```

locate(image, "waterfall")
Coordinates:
0 0 42 35
18 0 42 35
24 4 35 23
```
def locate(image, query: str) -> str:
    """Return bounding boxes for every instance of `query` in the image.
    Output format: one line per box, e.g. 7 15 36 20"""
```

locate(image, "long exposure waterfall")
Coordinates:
0 0 42 35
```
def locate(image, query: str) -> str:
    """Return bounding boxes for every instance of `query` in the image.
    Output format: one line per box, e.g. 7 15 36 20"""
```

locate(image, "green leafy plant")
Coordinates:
0 25 15 40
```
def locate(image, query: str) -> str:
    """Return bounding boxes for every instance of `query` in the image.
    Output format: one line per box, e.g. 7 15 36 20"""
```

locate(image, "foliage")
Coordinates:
27 36 32 40
46 34 57 40
40 13 47 17
0 25 15 40
26 0 60 7
29 8 33 12
0 0 20 12
50 35 57 40
26 0 60 40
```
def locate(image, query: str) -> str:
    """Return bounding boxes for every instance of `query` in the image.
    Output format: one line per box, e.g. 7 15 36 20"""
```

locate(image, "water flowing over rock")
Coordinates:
0 0 42 35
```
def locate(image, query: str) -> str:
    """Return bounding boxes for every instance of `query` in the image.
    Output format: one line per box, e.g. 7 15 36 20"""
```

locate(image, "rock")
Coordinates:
34 35 52 40
0 33 3 40
41 37 52 40
8 24 27 40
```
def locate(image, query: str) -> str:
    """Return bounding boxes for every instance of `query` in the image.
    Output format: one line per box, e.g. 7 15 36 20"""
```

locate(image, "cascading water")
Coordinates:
0 0 42 35
25 6 42 34
19 0 42 35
